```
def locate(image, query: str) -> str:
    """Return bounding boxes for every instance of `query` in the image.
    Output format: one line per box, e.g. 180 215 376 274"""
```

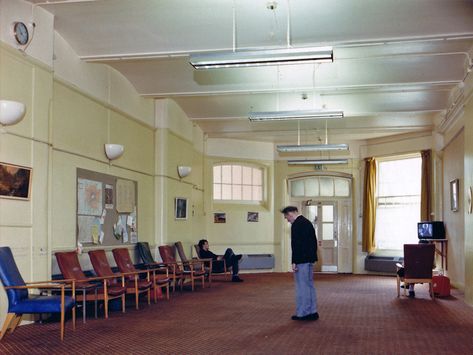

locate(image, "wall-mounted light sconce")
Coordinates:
104 144 124 160
177 166 192 178
0 100 26 126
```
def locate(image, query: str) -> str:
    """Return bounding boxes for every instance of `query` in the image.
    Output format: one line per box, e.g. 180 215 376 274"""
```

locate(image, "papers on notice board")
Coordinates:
105 184 114 209
116 179 135 213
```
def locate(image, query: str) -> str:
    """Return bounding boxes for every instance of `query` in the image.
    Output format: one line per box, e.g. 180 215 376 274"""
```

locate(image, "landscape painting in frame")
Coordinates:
0 162 32 200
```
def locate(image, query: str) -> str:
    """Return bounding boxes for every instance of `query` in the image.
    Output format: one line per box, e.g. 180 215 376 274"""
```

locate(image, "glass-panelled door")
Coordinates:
287 174 353 273
302 201 338 272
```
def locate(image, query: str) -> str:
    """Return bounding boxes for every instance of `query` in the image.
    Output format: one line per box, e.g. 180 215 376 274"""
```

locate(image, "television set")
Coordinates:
417 221 446 239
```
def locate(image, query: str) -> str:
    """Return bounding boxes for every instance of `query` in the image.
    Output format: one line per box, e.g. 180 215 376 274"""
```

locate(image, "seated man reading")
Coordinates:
197 239 243 282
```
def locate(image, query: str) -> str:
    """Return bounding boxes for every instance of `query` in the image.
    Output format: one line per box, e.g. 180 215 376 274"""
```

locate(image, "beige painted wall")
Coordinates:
0 41 157 324
0 43 53 323
442 130 465 289
463 91 473 305
204 156 275 260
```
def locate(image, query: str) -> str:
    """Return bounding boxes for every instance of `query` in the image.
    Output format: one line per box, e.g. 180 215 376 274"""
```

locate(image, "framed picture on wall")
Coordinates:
0 162 32 200
247 212 259 222
450 178 459 212
175 197 188 220
214 212 226 223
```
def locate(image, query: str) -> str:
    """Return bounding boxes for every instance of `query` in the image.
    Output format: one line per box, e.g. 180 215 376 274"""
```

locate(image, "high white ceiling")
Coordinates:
30 0 473 144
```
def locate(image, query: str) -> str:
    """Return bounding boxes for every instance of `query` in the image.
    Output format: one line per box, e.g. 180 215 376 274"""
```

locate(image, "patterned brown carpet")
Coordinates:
1 273 472 354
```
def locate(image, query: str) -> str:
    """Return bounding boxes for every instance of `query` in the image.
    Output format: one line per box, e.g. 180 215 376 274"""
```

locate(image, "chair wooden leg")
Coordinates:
0 313 18 339
61 290 65 341
396 276 400 297
9 315 22 333
72 305 76 331
153 283 157 304
166 283 170 300
191 275 195 291
147 288 151 305
121 294 126 313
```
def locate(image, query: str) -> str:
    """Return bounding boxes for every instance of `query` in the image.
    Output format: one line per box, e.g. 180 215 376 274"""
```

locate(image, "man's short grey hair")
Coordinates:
280 206 298 214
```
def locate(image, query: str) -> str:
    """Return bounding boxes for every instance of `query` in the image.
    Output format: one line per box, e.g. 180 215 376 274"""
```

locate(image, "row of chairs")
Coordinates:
0 241 227 341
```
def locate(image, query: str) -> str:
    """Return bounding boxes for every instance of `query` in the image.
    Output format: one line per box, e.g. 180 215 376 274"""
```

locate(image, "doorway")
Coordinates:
286 173 353 273
302 201 338 272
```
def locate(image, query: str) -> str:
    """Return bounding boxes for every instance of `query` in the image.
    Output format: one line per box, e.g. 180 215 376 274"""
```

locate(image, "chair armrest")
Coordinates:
5 283 67 290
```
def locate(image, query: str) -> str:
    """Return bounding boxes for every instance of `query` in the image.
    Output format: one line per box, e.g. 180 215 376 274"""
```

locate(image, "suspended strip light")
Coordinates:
249 109 343 122
288 159 348 165
190 46 333 69
277 143 349 153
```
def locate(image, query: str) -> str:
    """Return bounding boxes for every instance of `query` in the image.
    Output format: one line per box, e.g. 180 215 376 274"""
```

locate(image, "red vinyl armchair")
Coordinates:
112 248 160 307
159 244 205 291
55 251 126 320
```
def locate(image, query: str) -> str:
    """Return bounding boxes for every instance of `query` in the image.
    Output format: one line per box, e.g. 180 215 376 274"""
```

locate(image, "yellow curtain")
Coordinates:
362 157 377 253
420 149 432 221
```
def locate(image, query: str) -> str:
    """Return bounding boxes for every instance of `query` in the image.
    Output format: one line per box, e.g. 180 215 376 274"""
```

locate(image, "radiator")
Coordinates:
240 254 275 270
364 255 403 274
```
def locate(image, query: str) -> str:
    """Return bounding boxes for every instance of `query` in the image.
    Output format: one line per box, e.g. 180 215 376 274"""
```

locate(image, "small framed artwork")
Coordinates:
214 212 226 223
0 162 32 200
175 197 188 220
450 178 459 212
247 212 259 222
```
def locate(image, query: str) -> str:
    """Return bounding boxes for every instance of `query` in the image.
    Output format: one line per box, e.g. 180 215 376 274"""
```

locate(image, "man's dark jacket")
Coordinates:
291 215 318 264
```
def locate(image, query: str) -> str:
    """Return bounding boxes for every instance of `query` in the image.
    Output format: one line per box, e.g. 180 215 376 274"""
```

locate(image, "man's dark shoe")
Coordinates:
304 312 319 320
408 291 415 298
232 276 243 282
291 315 302 320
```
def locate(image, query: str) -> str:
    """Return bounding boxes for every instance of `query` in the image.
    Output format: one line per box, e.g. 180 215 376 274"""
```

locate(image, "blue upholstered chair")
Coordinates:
0 247 76 340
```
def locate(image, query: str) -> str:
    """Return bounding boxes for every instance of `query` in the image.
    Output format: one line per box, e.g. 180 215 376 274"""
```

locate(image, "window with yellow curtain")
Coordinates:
374 155 421 250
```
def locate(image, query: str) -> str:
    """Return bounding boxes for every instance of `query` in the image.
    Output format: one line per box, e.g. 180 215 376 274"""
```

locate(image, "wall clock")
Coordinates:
13 22 29 45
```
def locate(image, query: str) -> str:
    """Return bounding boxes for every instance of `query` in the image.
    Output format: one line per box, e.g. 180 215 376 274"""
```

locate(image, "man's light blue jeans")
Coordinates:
294 263 317 317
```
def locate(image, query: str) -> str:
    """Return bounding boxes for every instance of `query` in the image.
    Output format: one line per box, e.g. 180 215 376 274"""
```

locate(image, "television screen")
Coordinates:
417 221 445 239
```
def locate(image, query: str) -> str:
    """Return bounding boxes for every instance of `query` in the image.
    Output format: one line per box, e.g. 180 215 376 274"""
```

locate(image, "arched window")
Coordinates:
289 176 351 198
213 164 263 202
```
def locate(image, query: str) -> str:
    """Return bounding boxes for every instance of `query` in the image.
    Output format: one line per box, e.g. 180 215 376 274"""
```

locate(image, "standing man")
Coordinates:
281 206 319 321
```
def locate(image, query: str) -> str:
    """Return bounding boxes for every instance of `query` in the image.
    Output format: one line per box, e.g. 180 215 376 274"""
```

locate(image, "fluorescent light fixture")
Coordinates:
288 159 348 165
277 143 349 153
190 46 333 69
249 109 344 122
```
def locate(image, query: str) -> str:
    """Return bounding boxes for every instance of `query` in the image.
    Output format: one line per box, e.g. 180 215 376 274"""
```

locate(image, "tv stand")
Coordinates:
420 239 448 271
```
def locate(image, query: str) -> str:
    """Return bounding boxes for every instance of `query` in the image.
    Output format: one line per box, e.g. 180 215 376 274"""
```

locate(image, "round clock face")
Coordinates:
13 22 29 45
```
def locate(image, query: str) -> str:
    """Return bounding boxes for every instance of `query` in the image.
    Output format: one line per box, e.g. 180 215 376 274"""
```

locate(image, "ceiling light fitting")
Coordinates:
248 109 343 121
277 143 349 153
189 46 333 69
288 159 348 165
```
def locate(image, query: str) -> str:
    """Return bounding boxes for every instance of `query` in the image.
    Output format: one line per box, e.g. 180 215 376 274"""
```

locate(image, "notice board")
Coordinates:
76 168 138 247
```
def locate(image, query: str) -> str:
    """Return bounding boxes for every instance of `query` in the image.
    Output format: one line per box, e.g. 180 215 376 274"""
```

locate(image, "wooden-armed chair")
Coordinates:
111 248 157 307
174 241 210 286
55 251 126 321
87 250 128 313
136 242 175 296
159 245 205 291
396 243 436 299
0 247 76 341
194 244 230 282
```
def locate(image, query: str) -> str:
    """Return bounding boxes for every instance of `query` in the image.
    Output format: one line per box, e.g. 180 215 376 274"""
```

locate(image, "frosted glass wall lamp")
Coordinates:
104 144 124 160
177 166 192 178
0 100 26 126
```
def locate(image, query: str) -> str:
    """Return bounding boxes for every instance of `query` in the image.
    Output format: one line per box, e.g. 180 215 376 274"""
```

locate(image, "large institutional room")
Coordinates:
1 0 473 353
